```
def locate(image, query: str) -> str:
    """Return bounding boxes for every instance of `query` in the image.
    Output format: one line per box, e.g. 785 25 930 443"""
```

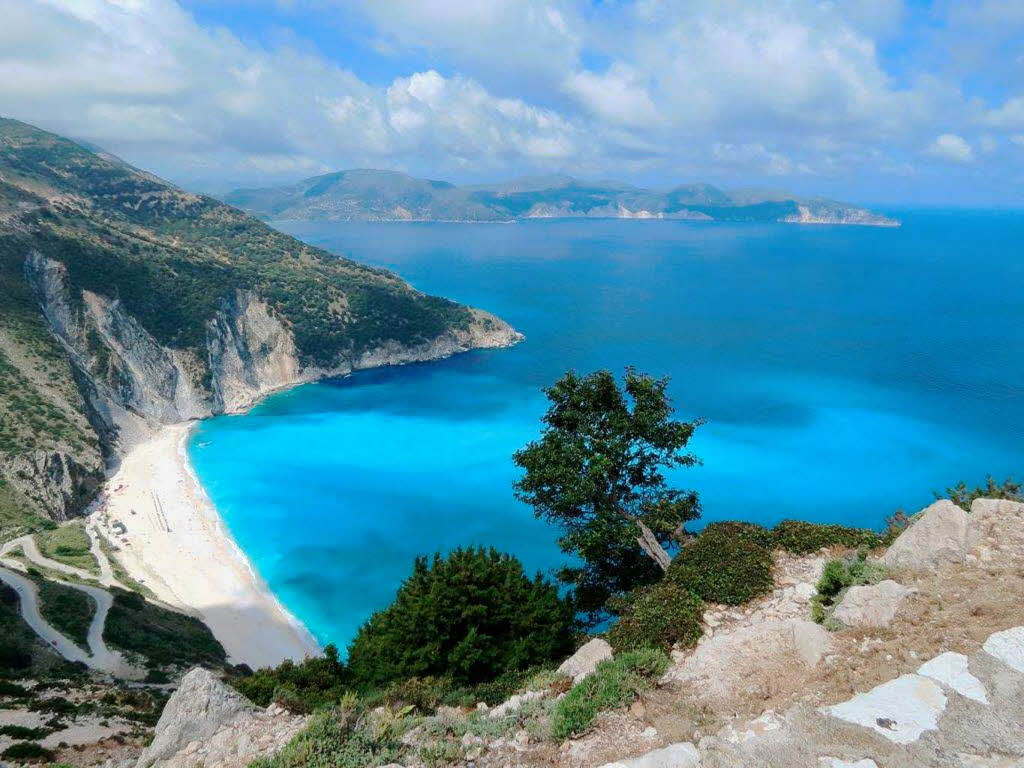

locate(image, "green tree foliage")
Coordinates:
347 548 575 687
103 589 226 670
667 522 775 605
234 645 350 711
606 581 704 652
941 475 1021 509
514 369 702 618
771 520 881 555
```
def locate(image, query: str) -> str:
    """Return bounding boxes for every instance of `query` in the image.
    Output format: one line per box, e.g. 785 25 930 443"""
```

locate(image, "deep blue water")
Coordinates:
189 212 1024 652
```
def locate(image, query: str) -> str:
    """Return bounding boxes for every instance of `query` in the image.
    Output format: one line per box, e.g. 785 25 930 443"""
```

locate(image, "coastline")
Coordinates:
90 422 321 669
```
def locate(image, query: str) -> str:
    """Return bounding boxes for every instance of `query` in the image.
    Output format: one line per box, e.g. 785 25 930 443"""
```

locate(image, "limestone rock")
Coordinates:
982 626 1024 675
823 673 946 745
135 667 306 768
967 499 1024 564
832 580 912 628
597 742 701 768
819 760 878 768
557 638 613 683
488 689 544 719
665 619 832 703
881 500 969 571
917 651 989 704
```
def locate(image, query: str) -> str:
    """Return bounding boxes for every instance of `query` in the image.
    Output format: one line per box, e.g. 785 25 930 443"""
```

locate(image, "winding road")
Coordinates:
0 530 144 679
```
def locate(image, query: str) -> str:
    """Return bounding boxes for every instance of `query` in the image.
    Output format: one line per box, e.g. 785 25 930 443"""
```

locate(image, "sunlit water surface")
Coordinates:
188 212 1024 650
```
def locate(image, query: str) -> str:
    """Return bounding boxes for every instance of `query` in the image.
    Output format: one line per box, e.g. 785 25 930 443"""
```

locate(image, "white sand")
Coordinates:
91 423 321 669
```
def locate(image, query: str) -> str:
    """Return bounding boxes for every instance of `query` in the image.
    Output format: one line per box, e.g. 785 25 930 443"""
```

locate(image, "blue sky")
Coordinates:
3 0 1023 203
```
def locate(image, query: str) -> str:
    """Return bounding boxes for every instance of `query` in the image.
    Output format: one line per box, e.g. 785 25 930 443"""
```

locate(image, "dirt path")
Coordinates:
1 535 144 679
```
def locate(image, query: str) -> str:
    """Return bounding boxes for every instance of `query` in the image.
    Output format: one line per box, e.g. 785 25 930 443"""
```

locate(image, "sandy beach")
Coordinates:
91 423 321 669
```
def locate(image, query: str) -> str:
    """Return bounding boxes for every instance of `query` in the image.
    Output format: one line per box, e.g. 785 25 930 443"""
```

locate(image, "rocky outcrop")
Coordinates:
598 741 701 768
881 500 970 571
832 579 913 628
967 498 1024 565
664 619 832 704
205 290 304 414
20 252 521 520
135 668 306 768
557 638 613 684
4 449 102 522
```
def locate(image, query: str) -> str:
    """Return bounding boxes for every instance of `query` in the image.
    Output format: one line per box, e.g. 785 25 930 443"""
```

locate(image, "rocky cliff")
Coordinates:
0 117 521 526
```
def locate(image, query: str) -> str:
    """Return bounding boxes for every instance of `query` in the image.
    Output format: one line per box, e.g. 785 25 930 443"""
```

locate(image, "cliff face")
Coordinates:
0 118 522 526
19 251 520 462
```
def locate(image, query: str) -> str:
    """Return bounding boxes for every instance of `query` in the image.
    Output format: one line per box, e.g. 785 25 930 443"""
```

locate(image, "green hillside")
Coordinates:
0 118 502 528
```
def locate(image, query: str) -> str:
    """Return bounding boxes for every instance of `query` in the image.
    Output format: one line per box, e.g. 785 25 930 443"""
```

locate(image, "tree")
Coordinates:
514 369 702 615
346 547 575 687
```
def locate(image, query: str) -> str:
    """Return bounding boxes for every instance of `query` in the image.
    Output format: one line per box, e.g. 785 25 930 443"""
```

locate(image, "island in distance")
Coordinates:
224 169 899 226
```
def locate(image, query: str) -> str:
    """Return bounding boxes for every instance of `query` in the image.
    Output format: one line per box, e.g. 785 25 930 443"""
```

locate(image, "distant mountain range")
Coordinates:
224 170 899 226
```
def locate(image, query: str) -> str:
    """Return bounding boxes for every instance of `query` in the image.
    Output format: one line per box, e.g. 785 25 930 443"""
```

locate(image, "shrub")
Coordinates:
0 724 49 740
103 589 225 669
667 522 774 605
347 548 575 687
811 551 888 625
607 581 703 651
941 475 1022 509
550 648 668 740
772 520 880 555
250 705 405 768
1 741 55 763
233 645 349 710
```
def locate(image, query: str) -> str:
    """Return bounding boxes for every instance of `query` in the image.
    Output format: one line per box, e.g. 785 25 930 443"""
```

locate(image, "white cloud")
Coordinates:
0 0 586 182
923 134 974 163
564 64 662 127
1012 135 1024 147
0 0 1019 200
984 96 1024 128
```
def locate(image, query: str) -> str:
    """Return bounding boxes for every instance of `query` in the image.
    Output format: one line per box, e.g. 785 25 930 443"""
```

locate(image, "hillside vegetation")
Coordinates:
0 117 508 528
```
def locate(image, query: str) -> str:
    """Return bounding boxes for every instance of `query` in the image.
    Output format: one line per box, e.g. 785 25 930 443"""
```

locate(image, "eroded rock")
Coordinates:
832 580 912 628
597 741 701 768
135 668 306 768
881 500 969 571
823 674 946 745
557 638 613 684
917 651 989 704
665 619 832 703
982 626 1024 675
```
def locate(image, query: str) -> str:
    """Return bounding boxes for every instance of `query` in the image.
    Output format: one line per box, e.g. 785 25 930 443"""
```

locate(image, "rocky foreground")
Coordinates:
75 496 1024 768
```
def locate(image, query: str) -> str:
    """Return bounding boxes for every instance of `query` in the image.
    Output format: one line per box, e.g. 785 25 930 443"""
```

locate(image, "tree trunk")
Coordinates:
635 520 673 571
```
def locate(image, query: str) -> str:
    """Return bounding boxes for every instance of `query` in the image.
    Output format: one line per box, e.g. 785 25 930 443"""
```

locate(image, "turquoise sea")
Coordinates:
188 212 1024 652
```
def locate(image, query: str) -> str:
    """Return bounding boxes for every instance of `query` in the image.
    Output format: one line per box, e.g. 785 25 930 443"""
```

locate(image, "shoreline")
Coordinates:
91 422 321 669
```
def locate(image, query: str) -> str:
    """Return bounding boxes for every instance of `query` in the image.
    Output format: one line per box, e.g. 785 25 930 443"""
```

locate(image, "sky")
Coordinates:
1 0 1023 204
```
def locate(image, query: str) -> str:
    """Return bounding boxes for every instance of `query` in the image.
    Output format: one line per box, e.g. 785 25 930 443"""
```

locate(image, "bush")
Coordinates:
1 741 55 763
103 589 225 669
550 648 668 740
772 520 881 555
607 581 703 652
811 551 888 625
250 705 405 768
667 522 774 605
233 645 349 710
941 475 1022 509
347 548 575 687
0 724 49 740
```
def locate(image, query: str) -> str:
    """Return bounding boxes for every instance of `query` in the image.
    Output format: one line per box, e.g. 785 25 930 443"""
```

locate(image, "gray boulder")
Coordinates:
598 742 701 768
832 580 912 628
665 619 832 703
881 500 969 571
557 638 613 683
136 668 307 768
